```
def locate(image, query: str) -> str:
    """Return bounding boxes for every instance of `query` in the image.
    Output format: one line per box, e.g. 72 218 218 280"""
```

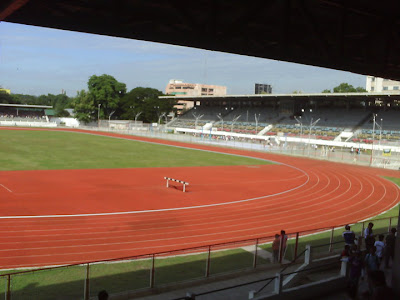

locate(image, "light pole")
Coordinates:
379 118 383 147
158 112 166 125
192 112 204 128
370 114 376 166
134 112 142 128
231 115 241 133
308 117 320 155
97 104 101 127
294 116 303 141
217 113 224 131
255 113 261 134
108 111 115 128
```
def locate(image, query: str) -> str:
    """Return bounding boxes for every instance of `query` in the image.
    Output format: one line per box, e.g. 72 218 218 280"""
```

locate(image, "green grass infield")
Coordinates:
0 130 272 171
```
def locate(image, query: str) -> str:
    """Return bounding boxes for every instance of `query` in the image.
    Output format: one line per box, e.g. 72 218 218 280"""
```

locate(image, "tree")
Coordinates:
332 83 367 93
72 90 95 123
322 89 331 93
119 87 176 123
0 91 13 104
88 74 126 118
72 74 126 122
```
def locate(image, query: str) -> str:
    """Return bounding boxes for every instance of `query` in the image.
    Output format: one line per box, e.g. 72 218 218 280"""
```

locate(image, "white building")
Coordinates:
366 76 400 92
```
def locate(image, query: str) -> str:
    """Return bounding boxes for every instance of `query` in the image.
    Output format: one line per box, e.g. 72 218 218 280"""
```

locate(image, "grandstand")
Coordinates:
164 92 400 143
0 104 57 127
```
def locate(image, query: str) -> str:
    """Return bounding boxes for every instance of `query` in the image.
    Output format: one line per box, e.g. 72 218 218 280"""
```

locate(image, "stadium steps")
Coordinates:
352 111 373 131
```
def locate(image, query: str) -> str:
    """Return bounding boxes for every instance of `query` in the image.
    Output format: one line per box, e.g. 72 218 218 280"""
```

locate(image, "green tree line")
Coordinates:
322 82 367 93
1 74 175 123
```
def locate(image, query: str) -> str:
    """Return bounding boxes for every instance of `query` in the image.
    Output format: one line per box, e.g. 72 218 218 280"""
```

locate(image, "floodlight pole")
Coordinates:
192 112 204 128
231 115 241 133
134 111 142 128
97 104 101 127
217 113 224 131
370 114 376 166
108 110 115 128
255 113 261 134
158 112 166 125
294 116 303 142
308 118 320 155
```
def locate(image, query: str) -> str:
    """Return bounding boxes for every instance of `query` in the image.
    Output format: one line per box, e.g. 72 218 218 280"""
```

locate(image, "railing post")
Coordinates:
362 222 365 237
305 245 312 265
340 259 348 277
388 217 392 232
84 263 90 300
205 246 211 277
253 239 259 268
150 254 155 288
279 233 284 264
6 274 11 300
329 227 335 252
294 232 299 260
274 273 283 295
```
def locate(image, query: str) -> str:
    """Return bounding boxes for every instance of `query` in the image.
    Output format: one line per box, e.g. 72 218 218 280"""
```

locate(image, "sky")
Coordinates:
0 22 367 97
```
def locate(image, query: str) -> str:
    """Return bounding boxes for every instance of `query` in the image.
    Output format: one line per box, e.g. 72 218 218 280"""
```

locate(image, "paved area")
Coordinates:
129 264 293 300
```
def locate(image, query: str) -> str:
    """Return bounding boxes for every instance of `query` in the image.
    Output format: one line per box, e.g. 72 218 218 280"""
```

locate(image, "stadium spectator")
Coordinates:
384 227 397 268
365 246 379 273
98 290 109 300
341 244 351 261
347 250 363 298
368 270 394 299
272 234 280 263
343 225 356 246
364 222 375 252
374 234 385 266
280 230 288 262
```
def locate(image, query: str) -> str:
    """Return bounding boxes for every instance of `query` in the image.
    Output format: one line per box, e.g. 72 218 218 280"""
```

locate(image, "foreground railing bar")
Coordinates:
256 248 309 295
312 240 344 249
282 261 340 277
279 248 308 274
193 276 276 298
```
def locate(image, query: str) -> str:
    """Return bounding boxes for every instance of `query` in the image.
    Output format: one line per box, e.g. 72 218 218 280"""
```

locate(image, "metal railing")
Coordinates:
0 215 397 300
76 125 400 170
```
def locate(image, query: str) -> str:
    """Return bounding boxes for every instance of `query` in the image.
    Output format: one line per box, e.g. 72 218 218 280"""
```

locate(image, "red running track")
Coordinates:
0 128 399 269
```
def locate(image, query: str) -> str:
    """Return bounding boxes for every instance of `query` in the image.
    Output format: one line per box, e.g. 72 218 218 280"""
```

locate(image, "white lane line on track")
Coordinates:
0 175 397 258
0 184 12 193
0 154 310 220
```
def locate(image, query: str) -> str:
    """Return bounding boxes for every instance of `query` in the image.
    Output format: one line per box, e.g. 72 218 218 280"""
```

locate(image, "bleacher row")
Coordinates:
170 106 400 141
0 107 57 127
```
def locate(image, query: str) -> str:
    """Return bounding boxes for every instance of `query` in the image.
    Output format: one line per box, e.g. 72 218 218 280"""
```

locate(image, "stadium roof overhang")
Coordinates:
0 103 52 109
160 92 400 103
2 1 400 80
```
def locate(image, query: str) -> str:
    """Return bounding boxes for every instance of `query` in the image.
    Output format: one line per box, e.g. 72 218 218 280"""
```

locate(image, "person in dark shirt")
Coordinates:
384 227 396 268
342 225 356 245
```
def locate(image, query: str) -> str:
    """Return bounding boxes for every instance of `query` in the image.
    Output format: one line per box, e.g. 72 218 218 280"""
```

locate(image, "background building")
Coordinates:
366 76 400 92
0 88 11 94
255 83 272 94
165 79 227 114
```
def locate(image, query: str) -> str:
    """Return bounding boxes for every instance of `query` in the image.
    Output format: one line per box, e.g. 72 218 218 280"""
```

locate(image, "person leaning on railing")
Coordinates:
364 222 375 252
343 224 357 246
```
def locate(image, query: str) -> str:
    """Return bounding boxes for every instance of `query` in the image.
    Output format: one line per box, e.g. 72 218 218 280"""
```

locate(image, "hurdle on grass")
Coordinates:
164 177 189 192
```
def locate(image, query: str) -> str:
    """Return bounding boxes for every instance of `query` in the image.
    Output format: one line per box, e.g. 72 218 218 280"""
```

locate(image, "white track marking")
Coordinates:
0 184 12 193
0 169 309 220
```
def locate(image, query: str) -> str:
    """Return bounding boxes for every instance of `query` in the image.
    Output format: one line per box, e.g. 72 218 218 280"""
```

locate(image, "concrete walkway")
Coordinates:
128 264 299 300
